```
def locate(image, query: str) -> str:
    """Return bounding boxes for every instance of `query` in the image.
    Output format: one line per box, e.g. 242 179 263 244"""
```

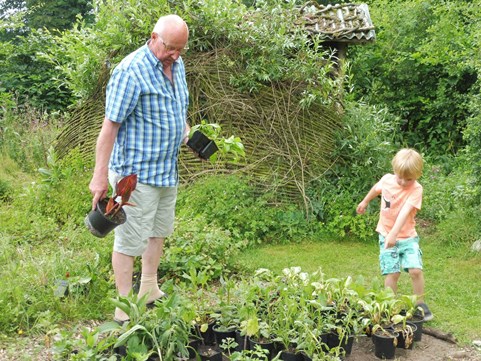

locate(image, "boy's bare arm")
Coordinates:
356 185 381 214
384 203 415 248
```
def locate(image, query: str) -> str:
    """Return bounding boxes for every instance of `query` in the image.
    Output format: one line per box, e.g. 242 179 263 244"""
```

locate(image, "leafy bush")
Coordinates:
463 88 481 202
49 0 339 104
349 0 480 155
177 174 319 246
421 161 474 222
307 101 399 240
35 147 92 225
421 155 481 245
161 217 244 281
0 29 74 110
0 226 114 335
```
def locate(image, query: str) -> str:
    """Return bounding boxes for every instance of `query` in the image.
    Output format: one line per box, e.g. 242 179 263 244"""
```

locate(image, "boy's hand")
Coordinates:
384 234 397 249
356 201 368 214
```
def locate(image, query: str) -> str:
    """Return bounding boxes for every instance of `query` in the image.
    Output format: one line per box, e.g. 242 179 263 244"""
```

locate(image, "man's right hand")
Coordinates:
89 174 109 211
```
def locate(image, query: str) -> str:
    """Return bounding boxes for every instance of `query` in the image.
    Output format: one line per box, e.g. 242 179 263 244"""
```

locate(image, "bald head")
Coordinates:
153 14 189 42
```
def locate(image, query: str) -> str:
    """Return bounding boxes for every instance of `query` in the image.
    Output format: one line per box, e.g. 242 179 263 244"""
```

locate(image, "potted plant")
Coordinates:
357 288 401 337
183 268 217 346
84 174 137 238
212 304 237 350
187 120 245 162
399 294 425 342
245 318 275 360
371 324 399 359
391 313 417 349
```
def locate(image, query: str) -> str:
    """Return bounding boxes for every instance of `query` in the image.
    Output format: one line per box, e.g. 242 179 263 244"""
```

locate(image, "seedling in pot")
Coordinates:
104 174 137 217
187 120 245 162
85 174 138 237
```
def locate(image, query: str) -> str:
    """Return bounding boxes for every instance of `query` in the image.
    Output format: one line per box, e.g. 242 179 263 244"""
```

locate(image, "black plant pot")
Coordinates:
197 345 222 361
280 349 303 361
409 315 424 341
248 336 276 360
213 325 236 350
235 329 249 351
372 329 398 359
195 321 216 346
300 351 312 361
395 322 417 349
84 198 127 238
188 338 201 359
187 131 219 160
319 332 329 353
327 332 354 356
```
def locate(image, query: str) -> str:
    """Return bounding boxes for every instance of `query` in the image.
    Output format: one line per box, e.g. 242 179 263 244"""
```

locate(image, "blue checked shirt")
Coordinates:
106 43 189 187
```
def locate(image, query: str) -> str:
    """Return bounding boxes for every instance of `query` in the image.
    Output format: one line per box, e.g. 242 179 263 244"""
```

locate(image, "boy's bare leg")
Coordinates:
384 272 401 293
112 251 135 321
408 268 425 302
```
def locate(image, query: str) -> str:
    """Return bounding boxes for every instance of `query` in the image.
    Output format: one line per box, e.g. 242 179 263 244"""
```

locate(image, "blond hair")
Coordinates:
391 148 423 179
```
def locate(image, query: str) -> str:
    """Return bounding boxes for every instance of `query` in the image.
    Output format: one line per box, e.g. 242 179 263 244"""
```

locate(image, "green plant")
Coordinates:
189 120 245 163
181 268 217 340
229 345 270 361
307 101 398 241
357 288 402 335
212 277 238 331
177 174 317 247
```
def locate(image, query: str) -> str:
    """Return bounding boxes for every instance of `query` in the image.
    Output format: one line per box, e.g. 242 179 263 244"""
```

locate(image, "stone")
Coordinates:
471 240 481 252
449 350 468 359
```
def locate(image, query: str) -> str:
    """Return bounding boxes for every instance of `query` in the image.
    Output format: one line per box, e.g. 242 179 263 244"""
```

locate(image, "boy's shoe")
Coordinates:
416 302 434 321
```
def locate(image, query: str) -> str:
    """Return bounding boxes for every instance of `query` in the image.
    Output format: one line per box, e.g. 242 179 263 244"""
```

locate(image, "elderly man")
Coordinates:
89 14 190 323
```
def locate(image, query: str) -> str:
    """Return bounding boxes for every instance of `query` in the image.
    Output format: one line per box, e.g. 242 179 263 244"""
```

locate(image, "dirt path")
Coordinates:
348 333 481 361
1 330 480 360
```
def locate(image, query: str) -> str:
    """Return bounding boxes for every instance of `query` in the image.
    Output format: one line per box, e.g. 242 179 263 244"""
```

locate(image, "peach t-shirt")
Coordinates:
374 173 423 239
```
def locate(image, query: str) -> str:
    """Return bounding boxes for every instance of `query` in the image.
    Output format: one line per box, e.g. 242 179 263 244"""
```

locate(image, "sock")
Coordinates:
138 273 164 303
114 307 129 322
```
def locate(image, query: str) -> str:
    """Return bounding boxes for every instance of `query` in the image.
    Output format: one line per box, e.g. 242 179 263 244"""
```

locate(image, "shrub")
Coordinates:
161 217 244 281
177 174 318 246
307 101 399 240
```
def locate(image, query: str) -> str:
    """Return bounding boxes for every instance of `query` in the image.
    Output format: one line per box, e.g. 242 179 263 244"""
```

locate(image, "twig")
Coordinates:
423 327 457 344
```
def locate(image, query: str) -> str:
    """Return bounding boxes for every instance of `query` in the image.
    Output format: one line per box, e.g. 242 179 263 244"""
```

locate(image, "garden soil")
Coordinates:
1 328 480 360
346 333 481 361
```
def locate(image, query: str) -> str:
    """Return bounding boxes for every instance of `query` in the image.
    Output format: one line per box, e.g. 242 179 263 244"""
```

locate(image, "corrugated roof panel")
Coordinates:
298 3 376 44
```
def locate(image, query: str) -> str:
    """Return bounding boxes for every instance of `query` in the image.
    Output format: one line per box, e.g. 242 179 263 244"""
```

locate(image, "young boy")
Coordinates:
356 148 433 321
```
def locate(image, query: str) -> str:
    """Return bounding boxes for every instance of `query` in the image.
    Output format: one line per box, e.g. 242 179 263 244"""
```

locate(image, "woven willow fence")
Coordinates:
56 49 341 209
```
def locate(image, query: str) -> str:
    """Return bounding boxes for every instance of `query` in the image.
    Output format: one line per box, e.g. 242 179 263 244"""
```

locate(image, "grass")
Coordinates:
236 229 481 344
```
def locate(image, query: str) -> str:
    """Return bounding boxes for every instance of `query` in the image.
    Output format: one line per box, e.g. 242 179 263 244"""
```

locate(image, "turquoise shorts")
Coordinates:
378 234 423 275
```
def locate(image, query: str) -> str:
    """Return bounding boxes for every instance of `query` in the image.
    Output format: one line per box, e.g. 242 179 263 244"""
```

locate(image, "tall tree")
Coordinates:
349 0 480 155
25 0 93 31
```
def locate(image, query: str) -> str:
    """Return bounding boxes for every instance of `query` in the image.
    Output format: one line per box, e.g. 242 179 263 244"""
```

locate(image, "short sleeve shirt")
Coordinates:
106 43 189 187
375 173 423 239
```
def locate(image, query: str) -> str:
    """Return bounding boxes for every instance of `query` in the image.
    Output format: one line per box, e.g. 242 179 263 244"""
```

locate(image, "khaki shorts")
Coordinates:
109 171 177 256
